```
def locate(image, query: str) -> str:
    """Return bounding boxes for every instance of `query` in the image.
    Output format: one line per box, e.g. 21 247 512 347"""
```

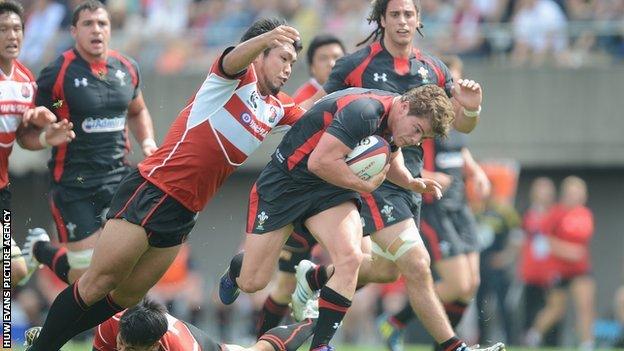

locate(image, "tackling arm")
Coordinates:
127 92 157 156
308 133 386 194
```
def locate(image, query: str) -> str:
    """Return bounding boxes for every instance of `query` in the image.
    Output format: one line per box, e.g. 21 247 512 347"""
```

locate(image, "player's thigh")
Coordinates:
49 186 102 245
434 254 472 286
305 201 362 262
78 219 150 303
570 275 595 308
240 225 293 279
111 243 182 306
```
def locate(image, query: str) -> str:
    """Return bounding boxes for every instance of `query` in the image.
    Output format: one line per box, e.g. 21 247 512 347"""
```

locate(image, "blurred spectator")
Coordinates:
149 244 206 326
615 280 624 347
443 0 489 58
473 162 521 344
20 0 66 67
519 177 561 346
419 0 454 53
526 176 595 350
511 0 569 66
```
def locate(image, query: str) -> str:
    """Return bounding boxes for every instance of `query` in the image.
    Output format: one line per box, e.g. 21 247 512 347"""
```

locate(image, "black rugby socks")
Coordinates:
29 283 88 350
34 241 70 284
306 265 330 291
309 286 351 350
257 295 290 338
261 318 317 351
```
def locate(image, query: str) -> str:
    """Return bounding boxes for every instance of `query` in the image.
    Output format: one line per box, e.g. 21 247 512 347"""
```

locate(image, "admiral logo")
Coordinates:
82 116 126 133
373 72 387 82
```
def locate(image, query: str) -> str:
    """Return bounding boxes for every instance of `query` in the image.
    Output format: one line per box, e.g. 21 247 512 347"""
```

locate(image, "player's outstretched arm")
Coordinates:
451 78 482 133
299 88 327 110
16 120 75 150
222 25 300 77
461 147 490 199
386 150 443 199
127 91 157 156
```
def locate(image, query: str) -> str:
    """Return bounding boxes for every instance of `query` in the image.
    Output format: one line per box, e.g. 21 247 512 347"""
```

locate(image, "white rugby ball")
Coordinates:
345 135 391 180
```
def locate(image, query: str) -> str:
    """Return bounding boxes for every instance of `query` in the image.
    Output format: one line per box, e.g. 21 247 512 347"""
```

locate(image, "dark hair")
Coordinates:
401 85 454 138
240 17 302 55
119 299 168 347
72 0 107 26
307 34 345 66
357 0 421 47
0 1 24 29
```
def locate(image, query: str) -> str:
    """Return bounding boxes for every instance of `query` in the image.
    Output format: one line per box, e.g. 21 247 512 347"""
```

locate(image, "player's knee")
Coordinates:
333 247 363 275
275 274 297 296
80 270 122 303
402 255 432 284
238 274 271 293
11 260 28 285
375 264 401 283
469 274 481 297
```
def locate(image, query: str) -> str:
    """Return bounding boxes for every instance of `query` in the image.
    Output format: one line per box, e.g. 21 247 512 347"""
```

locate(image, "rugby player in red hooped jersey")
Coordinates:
526 176 595 350
23 298 318 351
25 18 304 351
292 34 345 104
519 177 557 323
0 1 75 288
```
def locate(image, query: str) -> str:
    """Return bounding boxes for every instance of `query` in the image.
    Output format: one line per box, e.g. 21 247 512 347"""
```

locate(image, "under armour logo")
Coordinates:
74 77 88 87
66 222 77 240
115 69 127 86
333 322 342 330
373 73 387 82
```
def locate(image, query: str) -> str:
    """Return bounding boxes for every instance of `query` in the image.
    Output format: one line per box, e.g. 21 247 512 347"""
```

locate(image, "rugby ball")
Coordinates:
345 136 391 180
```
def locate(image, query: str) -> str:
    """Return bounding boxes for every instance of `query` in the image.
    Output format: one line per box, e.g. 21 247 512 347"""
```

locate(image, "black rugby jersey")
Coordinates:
323 41 453 186
272 88 397 182
423 129 468 207
36 49 141 188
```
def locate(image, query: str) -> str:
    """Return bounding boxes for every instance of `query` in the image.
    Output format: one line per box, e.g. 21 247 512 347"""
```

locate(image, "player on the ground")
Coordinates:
24 298 318 351
289 2 498 351
25 17 304 351
292 34 345 104
0 0 75 287
20 0 156 286
256 33 346 337
219 85 455 351
377 55 491 350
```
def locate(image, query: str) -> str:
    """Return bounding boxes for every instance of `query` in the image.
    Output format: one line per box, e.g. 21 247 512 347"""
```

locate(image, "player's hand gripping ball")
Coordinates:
346 135 391 180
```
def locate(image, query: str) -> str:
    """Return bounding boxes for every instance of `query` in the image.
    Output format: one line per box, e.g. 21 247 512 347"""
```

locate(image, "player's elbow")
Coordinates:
307 155 326 176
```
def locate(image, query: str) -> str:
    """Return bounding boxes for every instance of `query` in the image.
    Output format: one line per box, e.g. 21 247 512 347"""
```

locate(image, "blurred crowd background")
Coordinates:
9 0 624 349
18 0 624 74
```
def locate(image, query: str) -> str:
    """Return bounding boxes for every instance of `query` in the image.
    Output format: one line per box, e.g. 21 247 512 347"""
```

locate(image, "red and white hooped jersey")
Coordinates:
139 48 305 211
293 78 322 104
94 311 203 351
0 60 36 189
